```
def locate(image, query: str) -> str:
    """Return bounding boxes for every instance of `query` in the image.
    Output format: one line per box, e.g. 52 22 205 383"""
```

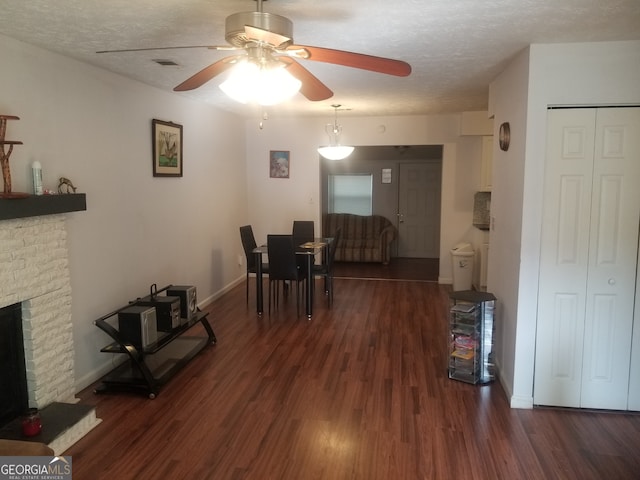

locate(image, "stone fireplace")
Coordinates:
0 209 100 453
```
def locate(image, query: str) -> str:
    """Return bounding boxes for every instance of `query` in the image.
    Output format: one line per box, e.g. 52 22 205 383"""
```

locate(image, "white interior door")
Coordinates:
581 108 640 409
535 109 595 408
397 162 442 257
535 107 640 410
629 234 640 411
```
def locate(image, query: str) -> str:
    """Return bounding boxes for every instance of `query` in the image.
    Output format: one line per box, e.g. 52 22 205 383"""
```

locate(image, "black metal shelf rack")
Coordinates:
93 284 216 398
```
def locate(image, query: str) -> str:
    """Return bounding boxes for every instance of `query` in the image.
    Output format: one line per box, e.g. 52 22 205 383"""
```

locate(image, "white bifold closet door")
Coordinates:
535 107 640 410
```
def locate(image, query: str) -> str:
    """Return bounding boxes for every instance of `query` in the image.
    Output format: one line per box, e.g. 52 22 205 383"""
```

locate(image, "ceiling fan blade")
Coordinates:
244 25 291 48
287 45 411 77
96 45 237 54
173 55 244 91
280 58 333 101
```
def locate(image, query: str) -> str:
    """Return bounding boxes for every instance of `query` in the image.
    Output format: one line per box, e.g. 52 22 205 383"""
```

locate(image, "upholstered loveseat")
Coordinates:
322 213 397 264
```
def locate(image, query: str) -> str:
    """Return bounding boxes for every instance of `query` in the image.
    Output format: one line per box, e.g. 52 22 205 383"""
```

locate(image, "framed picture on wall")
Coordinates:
269 150 290 178
152 119 183 177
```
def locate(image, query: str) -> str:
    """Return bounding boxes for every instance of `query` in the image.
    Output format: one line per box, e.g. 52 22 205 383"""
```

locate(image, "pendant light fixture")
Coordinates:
317 104 354 161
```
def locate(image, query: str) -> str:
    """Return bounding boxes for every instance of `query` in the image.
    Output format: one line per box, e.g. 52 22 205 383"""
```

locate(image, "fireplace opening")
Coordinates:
0 303 29 427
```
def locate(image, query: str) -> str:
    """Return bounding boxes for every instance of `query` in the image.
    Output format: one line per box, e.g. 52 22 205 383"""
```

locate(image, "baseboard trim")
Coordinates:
199 276 244 309
510 395 534 409
495 361 534 409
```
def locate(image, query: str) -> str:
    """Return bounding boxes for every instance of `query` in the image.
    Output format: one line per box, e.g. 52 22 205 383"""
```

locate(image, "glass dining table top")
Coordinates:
252 237 332 254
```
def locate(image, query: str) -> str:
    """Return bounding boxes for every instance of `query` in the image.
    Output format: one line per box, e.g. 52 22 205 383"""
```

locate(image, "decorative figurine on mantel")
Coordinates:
57 177 78 194
0 115 26 198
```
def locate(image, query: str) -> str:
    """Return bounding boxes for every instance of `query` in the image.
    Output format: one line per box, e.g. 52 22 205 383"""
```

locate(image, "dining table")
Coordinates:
253 237 332 318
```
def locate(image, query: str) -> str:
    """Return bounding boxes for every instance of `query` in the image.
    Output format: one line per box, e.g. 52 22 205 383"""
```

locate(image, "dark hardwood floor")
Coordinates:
333 258 439 282
67 274 640 479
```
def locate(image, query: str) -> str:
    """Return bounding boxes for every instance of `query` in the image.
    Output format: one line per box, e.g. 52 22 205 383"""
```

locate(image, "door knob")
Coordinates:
608 278 616 285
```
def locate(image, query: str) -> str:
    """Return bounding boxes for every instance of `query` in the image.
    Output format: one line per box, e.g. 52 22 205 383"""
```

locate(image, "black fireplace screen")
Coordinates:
0 303 29 427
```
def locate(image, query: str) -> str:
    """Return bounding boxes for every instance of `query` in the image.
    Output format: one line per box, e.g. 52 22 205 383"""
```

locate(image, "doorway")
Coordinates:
397 161 442 257
320 145 443 261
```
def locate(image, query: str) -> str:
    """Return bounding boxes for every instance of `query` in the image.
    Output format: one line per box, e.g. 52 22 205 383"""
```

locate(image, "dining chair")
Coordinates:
267 234 306 315
240 225 269 305
293 220 315 268
313 227 341 306
292 220 315 246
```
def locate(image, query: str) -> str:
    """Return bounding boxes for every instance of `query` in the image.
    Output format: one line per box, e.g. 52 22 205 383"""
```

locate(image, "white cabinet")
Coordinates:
479 242 489 288
480 136 493 191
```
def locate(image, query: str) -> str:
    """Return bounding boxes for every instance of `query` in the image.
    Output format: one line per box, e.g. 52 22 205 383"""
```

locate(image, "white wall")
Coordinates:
486 47 531 406
244 114 483 282
0 34 249 390
488 40 640 408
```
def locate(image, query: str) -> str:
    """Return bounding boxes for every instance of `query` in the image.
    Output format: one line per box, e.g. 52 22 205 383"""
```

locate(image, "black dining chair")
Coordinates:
293 220 315 269
240 225 269 305
292 220 315 246
267 234 306 315
313 227 341 306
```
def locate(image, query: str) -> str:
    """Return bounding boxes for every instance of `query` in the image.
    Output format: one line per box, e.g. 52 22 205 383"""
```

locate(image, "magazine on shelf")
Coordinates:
450 302 476 313
451 349 475 360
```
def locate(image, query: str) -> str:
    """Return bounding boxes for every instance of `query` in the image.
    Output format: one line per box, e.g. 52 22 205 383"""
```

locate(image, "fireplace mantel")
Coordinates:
0 193 86 220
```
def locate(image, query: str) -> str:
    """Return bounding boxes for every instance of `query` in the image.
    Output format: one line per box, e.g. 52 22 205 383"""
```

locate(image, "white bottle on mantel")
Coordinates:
32 161 43 195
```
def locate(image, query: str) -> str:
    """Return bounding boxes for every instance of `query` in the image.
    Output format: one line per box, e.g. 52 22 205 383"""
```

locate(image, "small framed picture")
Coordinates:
152 119 183 177
269 150 290 178
381 168 392 184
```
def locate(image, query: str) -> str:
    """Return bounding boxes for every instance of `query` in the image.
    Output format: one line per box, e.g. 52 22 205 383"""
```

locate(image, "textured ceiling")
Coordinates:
1 0 639 118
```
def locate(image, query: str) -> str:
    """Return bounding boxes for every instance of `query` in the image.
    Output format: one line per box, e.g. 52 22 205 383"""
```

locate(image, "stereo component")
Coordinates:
137 296 181 332
166 285 197 324
118 305 158 350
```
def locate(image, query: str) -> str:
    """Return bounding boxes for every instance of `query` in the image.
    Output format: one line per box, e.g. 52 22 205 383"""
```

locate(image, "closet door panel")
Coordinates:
630 239 640 411
534 109 595 407
581 108 640 409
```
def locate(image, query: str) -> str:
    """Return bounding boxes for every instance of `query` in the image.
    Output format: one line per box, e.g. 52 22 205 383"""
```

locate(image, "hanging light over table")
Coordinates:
318 104 354 160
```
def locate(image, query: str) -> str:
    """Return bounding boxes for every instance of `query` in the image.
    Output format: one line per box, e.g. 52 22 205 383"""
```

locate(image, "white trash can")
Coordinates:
450 242 475 291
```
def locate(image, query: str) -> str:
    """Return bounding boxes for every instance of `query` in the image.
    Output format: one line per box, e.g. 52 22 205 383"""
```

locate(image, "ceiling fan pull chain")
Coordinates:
259 109 269 129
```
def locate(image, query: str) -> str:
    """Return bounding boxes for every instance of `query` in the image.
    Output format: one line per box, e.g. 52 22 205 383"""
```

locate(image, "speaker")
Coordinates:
166 285 197 324
137 296 181 332
118 305 158 350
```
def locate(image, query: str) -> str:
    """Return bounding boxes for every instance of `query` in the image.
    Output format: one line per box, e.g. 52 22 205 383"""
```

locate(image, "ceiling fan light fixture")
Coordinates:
219 60 301 105
318 105 354 160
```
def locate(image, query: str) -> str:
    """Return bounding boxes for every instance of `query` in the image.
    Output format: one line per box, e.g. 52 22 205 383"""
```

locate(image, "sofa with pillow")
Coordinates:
322 213 397 264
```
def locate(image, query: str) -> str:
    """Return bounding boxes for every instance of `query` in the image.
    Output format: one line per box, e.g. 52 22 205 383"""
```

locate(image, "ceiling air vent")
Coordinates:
153 59 179 66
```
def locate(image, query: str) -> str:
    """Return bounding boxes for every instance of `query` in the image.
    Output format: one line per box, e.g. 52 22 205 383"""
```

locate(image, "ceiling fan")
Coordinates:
97 0 411 102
